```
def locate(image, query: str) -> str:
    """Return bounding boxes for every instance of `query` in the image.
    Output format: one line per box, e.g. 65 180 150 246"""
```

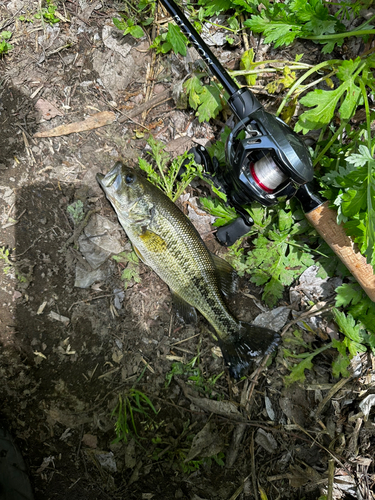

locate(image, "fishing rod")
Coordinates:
159 0 375 302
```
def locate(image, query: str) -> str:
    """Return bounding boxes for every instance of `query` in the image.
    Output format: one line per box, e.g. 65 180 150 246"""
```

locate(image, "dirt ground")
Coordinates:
0 1 374 500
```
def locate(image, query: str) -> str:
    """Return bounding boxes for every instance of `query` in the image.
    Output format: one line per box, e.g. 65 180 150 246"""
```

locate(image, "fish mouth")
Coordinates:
96 172 104 183
96 162 124 189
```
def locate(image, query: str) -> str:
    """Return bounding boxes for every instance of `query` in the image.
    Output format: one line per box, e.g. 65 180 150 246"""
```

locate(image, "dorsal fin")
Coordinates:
210 253 238 296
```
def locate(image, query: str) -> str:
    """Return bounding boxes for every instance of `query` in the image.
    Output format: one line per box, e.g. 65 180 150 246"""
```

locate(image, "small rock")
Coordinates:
153 84 165 94
82 433 98 448
253 306 289 331
96 451 117 473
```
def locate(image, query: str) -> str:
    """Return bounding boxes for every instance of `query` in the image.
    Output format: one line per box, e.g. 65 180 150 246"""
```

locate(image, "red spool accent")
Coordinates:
249 162 273 193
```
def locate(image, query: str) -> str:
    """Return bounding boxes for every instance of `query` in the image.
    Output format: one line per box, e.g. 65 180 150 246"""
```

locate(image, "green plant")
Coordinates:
272 54 375 269
113 16 145 38
0 247 28 283
244 0 375 54
112 250 141 289
293 56 375 134
35 0 60 24
0 31 13 55
197 0 256 17
114 0 189 52
283 307 375 385
227 203 317 306
165 353 224 397
151 432 225 472
67 200 85 224
150 23 188 56
335 282 375 335
139 136 227 202
183 73 229 122
111 388 157 444
236 49 311 93
199 196 238 227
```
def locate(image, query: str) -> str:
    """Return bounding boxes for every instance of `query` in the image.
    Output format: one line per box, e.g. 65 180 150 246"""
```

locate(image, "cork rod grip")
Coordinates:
305 201 375 302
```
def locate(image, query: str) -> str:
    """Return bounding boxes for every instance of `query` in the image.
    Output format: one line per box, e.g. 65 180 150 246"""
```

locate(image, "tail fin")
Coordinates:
218 323 280 379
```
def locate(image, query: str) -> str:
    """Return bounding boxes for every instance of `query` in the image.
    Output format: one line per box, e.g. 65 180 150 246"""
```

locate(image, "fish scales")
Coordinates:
97 162 280 378
125 197 234 336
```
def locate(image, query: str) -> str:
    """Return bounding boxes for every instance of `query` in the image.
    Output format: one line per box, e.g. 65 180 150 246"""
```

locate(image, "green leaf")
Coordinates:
347 144 375 167
284 355 314 386
295 84 349 133
0 31 12 40
331 339 351 378
197 85 223 122
245 14 302 47
336 58 362 81
231 0 256 13
198 0 232 16
199 197 237 226
166 23 187 56
240 49 257 86
332 308 365 344
161 41 172 53
338 81 361 120
113 17 126 30
129 25 144 38
263 278 284 306
335 283 362 307
305 18 337 36
278 208 293 231
207 126 231 165
341 188 367 217
184 75 203 110
138 157 162 188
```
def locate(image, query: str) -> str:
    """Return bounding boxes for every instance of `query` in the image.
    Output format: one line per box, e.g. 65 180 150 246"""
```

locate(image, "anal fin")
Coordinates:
210 252 238 296
171 290 197 325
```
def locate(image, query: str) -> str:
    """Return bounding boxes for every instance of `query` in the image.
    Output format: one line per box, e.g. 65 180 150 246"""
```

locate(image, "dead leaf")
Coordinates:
359 394 375 421
34 111 116 138
185 422 223 462
35 98 63 120
255 428 278 453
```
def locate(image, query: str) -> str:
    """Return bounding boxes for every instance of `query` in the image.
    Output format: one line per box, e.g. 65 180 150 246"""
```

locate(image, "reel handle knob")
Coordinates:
216 216 253 246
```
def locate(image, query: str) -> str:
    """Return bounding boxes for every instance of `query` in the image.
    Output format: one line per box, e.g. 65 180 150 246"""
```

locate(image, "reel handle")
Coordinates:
305 202 375 302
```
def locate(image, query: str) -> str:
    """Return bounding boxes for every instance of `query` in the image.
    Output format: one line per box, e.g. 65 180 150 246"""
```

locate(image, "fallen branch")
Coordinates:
118 88 172 123
34 111 116 138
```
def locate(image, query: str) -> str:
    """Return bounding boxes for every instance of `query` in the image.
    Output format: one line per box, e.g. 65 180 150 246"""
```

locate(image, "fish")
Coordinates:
97 162 280 378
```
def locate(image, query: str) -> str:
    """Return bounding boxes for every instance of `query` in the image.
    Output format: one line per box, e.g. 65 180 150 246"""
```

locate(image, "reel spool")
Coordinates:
224 112 314 208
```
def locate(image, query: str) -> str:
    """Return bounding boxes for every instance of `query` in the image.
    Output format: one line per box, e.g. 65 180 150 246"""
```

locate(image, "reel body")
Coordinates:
191 105 315 245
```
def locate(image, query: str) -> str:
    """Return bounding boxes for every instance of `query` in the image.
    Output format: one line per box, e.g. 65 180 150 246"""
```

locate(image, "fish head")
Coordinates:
96 162 152 224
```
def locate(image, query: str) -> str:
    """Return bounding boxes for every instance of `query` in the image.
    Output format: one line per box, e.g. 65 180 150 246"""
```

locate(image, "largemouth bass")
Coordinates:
97 162 280 378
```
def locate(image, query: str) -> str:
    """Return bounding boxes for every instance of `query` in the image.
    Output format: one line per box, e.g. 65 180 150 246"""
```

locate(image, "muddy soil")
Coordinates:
0 2 374 500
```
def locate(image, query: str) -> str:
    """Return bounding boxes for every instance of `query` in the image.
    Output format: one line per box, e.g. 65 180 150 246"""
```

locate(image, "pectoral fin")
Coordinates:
171 290 197 325
139 229 167 253
210 253 238 296
133 245 145 263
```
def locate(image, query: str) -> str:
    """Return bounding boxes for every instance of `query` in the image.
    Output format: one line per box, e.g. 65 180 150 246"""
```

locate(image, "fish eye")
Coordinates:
125 173 134 184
